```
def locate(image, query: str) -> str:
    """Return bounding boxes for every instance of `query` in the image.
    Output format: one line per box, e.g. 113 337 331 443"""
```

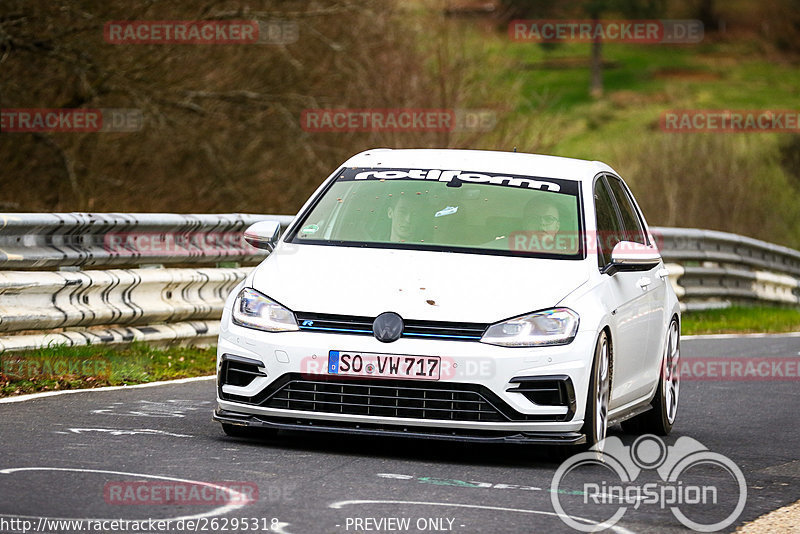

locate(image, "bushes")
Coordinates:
616 133 800 248
0 1 451 213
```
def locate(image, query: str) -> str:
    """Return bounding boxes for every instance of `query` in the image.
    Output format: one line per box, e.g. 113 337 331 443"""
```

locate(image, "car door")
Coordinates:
606 174 668 395
604 174 666 399
593 175 654 409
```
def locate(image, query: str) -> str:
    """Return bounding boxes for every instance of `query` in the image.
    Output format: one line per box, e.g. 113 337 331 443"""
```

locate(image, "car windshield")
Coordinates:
288 167 583 258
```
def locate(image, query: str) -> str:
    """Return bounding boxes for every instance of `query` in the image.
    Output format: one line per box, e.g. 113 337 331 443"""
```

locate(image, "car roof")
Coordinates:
341 148 617 182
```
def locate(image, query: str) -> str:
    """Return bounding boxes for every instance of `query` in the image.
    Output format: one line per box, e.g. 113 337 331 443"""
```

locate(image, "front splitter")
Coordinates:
213 408 586 445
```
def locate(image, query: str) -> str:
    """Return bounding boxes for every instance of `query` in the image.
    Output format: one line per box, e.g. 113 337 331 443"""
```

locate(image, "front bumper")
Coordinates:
213 408 586 445
216 318 597 441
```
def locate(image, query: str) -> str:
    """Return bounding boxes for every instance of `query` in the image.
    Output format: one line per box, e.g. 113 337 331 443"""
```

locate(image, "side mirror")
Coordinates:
604 241 661 275
243 220 282 251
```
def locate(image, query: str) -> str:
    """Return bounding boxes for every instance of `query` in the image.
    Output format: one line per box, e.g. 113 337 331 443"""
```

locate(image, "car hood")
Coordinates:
250 243 590 324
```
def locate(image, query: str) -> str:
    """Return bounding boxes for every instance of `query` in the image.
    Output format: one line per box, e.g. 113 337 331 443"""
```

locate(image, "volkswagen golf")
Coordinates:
214 148 681 447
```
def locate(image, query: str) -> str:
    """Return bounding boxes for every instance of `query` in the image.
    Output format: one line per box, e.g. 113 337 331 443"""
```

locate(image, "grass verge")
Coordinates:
0 343 216 398
682 306 800 335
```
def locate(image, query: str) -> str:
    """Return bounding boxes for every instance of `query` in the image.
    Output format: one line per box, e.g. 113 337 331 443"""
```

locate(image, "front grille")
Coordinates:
294 312 487 341
220 373 568 422
403 319 487 340
268 379 504 422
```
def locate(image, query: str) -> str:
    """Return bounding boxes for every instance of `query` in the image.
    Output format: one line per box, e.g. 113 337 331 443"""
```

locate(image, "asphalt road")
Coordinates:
1 334 798 534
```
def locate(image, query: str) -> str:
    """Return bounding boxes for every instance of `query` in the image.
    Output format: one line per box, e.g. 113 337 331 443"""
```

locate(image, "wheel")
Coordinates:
580 330 611 449
221 423 278 439
621 318 680 435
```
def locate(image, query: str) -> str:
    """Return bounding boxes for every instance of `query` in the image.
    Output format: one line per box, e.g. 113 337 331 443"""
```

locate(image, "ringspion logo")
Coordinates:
552 435 746 531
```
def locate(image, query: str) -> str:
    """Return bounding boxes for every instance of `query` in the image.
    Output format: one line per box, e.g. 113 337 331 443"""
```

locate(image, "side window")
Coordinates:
606 176 646 245
593 178 622 268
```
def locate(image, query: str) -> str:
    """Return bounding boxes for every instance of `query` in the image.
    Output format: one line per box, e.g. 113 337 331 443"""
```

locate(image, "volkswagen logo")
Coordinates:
372 312 404 343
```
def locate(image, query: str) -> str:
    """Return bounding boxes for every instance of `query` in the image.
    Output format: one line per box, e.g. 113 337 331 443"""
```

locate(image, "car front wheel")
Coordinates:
580 330 611 449
622 318 680 435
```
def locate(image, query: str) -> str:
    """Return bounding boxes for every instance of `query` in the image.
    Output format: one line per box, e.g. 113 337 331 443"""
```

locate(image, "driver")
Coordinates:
387 194 431 243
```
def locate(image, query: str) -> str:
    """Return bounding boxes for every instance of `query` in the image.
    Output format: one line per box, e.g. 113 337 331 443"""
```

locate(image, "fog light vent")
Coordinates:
507 375 576 419
220 354 266 388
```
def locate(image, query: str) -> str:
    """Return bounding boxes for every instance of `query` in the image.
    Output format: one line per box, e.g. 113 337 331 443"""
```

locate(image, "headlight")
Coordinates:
231 288 298 332
480 308 579 347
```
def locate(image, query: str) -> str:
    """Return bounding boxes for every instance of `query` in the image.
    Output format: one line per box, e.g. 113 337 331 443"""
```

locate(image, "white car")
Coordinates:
214 148 681 447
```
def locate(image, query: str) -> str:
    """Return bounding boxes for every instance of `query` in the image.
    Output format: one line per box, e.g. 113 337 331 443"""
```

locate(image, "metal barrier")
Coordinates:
0 213 294 269
652 227 800 311
0 215 798 352
0 213 292 352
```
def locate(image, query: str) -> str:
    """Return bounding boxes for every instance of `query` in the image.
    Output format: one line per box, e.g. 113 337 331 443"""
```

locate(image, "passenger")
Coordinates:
509 196 572 253
522 197 561 238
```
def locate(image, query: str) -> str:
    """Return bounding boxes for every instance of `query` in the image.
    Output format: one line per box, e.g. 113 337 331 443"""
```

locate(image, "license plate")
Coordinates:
328 351 441 380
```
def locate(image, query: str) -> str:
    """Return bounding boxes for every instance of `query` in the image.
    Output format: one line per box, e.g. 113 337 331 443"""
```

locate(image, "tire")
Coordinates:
221 423 278 439
579 330 611 450
621 318 680 436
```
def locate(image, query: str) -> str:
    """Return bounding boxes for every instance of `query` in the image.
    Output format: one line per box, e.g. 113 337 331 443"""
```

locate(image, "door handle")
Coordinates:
656 268 670 280
637 277 652 290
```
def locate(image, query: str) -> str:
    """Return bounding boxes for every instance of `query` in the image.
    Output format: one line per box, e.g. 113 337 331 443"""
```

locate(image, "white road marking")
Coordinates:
328 499 636 534
91 399 212 418
0 375 214 404
0 467 249 522
271 521 294 534
57 428 192 437
376 473 543 491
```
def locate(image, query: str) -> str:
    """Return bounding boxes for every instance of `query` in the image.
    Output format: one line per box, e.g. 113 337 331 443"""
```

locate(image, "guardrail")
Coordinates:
0 215 797 352
0 213 295 269
652 227 800 311
0 213 292 352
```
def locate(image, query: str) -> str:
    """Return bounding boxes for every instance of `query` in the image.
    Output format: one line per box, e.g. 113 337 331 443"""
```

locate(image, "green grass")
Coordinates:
0 343 215 398
432 14 800 248
681 306 800 335
439 15 800 161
